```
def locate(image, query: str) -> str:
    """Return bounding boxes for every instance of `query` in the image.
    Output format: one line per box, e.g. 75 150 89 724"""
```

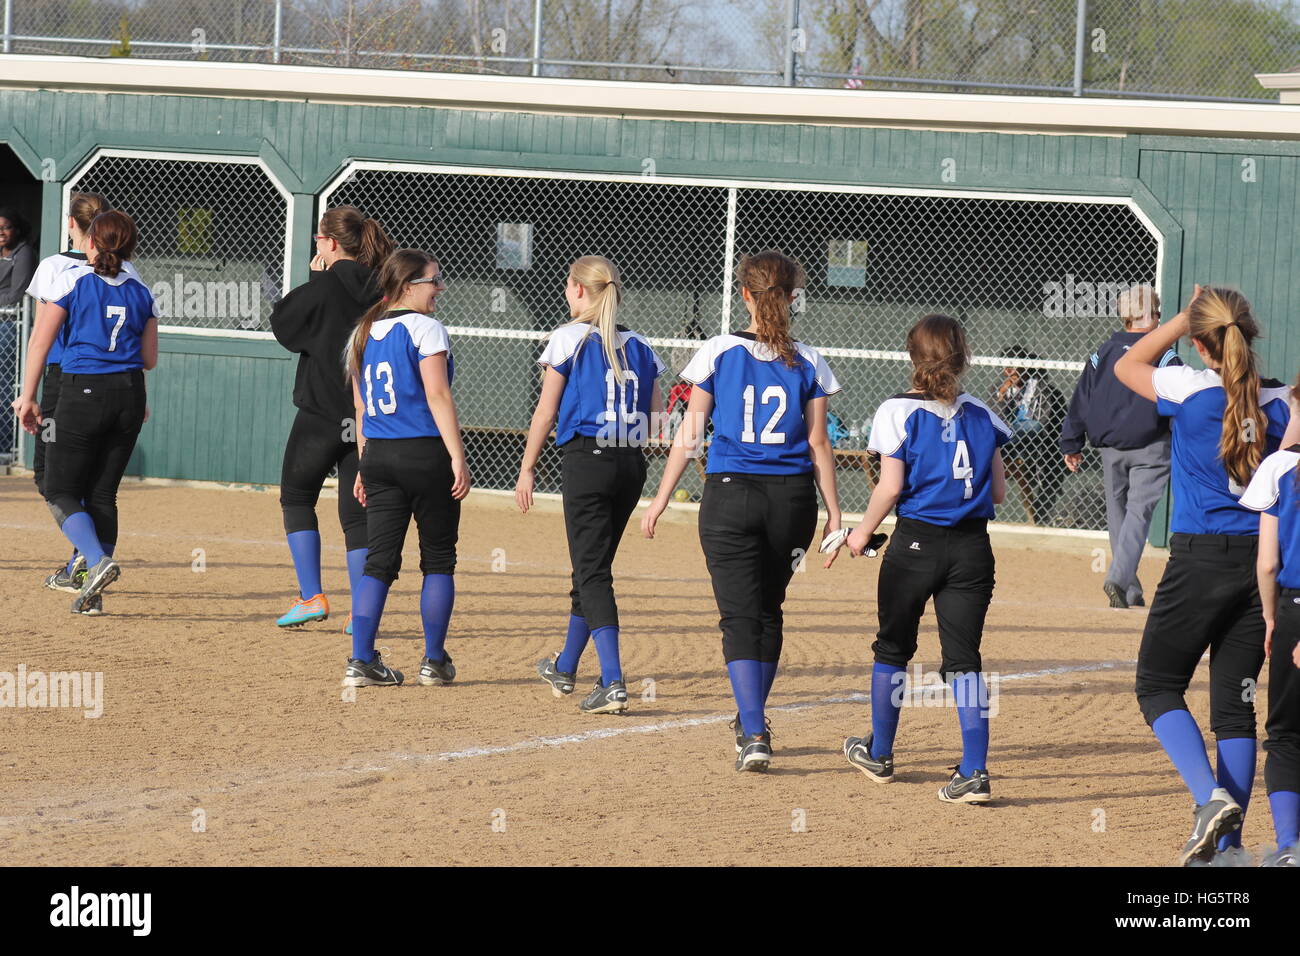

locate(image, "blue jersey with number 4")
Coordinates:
869 393 1012 526
680 331 841 475
358 310 455 440
538 322 665 446
1240 445 1300 589
49 264 157 374
1152 365 1290 536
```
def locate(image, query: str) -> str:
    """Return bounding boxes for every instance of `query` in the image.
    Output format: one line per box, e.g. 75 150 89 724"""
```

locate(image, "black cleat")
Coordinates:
938 765 992 804
579 679 628 714
844 734 894 784
341 651 404 687
1103 582 1128 609
735 732 772 772
71 555 119 613
1178 788 1242 866
730 713 774 753
72 594 103 616
537 655 576 697
45 555 87 593
417 652 456 686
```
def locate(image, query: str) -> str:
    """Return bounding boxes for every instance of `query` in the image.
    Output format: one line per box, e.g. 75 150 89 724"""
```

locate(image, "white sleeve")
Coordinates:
866 401 908 456
46 267 80 306
1239 452 1291 512
412 317 451 357
804 345 841 396
679 341 719 385
1151 364 1202 405
538 325 581 368
25 257 56 300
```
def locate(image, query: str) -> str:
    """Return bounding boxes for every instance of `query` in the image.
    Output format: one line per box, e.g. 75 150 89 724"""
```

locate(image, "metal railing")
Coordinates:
1 0 1295 102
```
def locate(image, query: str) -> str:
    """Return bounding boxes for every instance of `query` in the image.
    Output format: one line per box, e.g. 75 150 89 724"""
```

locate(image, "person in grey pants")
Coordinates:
1060 284 1181 608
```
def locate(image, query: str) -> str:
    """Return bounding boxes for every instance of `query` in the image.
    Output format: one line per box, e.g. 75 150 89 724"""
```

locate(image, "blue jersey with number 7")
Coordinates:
869 393 1012 525
50 264 158 374
680 331 841 475
358 309 455 440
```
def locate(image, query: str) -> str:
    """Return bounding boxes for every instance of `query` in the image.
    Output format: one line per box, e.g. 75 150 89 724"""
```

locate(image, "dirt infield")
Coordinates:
0 474 1267 866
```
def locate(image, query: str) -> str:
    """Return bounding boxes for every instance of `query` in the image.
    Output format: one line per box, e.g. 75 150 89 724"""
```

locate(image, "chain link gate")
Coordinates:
1 301 27 467
64 150 293 333
322 162 1161 531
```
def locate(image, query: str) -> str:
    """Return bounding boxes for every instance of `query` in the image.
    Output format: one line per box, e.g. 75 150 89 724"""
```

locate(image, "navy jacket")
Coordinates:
1059 330 1182 454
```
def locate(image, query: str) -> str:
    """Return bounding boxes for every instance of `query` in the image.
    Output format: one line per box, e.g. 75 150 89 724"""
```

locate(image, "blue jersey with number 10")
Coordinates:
681 331 841 475
49 263 157 374
869 393 1013 526
358 310 455 440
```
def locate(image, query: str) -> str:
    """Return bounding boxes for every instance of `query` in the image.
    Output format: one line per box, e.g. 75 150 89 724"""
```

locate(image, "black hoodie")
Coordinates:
271 259 381 425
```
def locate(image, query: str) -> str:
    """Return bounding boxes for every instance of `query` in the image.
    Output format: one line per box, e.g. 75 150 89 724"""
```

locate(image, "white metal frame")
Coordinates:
62 148 295 339
321 159 1166 370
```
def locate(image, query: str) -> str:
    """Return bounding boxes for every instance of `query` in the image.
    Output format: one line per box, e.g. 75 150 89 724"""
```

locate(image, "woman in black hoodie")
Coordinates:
271 206 393 629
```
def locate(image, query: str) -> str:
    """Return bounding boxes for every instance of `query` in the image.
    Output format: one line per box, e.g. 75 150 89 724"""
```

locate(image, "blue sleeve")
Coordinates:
1059 355 1095 454
1155 396 1181 418
692 373 715 395
551 355 574 378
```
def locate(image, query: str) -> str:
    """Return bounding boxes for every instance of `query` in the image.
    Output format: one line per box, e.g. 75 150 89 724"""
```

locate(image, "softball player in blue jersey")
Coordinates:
1241 391 1300 867
340 249 470 688
12 210 158 615
516 255 666 715
1115 286 1293 865
826 314 1011 804
642 250 844 772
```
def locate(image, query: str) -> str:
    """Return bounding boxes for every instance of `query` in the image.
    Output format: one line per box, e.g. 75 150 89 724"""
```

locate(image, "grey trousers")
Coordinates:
1100 439 1171 603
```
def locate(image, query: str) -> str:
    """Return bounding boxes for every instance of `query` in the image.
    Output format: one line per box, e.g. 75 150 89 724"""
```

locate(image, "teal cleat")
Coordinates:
277 593 330 628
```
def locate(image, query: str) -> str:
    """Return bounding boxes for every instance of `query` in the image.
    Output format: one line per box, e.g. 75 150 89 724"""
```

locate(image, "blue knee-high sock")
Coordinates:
953 672 991 777
760 661 779 704
1268 791 1300 851
345 548 368 606
421 574 455 663
590 625 622 685
870 663 906 759
349 574 390 662
59 512 105 566
727 659 766 737
1215 738 1256 849
1152 710 1218 805
555 615 590 674
286 530 322 600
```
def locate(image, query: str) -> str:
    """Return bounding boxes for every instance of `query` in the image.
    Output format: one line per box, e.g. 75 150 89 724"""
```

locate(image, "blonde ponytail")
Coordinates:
568 255 628 384
1188 288 1263 488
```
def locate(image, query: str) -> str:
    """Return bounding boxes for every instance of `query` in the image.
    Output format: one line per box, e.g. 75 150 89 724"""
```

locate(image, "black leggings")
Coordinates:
560 438 647 630
32 363 63 496
279 407 366 551
1135 533 1265 740
873 516 995 680
359 436 460 584
42 370 146 554
697 472 819 663
1265 591 1300 795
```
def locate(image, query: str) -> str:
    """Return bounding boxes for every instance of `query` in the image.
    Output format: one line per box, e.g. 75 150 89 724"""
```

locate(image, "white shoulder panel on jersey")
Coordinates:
1262 384 1292 409
679 334 741 384
793 341 842 396
1152 364 1220 405
370 313 450 356
537 322 591 368
618 328 667 377
957 394 1014 440
1239 448 1300 512
680 333 835 389
867 396 954 456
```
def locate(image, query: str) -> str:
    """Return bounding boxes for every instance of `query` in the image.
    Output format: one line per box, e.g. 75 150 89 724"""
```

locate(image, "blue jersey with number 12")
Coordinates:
869 392 1012 526
358 309 455 440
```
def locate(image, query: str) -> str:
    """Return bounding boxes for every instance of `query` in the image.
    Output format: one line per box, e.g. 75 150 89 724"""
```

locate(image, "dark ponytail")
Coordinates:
319 205 394 270
87 210 138 279
737 250 804 368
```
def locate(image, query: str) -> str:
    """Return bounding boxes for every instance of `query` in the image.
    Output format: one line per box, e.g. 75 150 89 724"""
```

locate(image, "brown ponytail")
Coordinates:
345 248 436 381
737 250 803 368
1188 287 1263 488
86 210 137 279
319 205 394 270
906 314 969 405
69 192 110 234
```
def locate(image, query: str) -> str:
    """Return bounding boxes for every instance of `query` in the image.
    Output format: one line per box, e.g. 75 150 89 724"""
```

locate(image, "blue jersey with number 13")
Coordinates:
358 309 455 440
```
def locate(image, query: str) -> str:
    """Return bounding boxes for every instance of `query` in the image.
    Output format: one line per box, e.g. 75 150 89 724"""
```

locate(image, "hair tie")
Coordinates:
381 296 388 302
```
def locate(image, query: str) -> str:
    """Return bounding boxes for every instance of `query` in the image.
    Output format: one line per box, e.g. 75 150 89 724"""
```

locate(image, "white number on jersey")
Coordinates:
106 306 128 352
740 384 788 444
951 439 974 500
364 362 398 416
603 369 641 424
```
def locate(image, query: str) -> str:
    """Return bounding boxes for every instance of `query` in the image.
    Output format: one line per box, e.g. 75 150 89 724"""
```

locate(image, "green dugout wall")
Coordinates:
1 56 1298 542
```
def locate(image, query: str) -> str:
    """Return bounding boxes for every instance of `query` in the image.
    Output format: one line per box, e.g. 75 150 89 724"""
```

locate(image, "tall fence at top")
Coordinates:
1 0 1296 102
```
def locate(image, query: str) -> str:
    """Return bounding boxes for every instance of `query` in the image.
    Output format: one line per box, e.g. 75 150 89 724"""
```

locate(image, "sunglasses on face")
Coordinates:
409 274 445 287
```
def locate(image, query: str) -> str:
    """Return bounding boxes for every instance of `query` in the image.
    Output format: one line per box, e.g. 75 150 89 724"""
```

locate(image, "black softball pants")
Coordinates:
32 363 63 496
561 437 647 631
42 370 146 554
1135 533 1265 740
359 436 460 585
873 516 995 679
280 407 366 551
1265 590 1300 794
698 472 819 663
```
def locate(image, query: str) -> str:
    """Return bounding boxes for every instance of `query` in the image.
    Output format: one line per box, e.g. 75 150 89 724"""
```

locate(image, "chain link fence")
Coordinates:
320 163 1160 530
2 0 1296 100
66 151 291 332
